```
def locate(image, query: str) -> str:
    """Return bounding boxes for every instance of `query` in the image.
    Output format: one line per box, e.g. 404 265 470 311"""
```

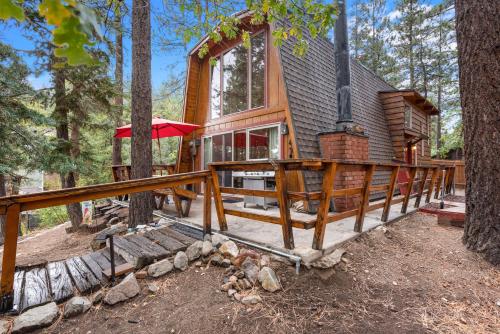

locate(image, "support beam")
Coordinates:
382 166 400 222
401 167 417 213
274 164 294 249
312 162 337 250
354 164 375 233
0 203 21 311
426 168 439 203
209 166 227 231
203 176 212 235
414 167 430 208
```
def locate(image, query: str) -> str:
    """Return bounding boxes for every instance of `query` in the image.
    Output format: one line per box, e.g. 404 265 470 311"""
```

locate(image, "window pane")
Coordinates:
404 105 412 128
210 58 221 119
249 127 279 160
234 131 246 161
251 32 265 109
223 45 248 115
203 137 212 169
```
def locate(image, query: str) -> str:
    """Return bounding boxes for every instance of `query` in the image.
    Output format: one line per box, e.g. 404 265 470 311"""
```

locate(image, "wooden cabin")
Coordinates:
176 11 438 205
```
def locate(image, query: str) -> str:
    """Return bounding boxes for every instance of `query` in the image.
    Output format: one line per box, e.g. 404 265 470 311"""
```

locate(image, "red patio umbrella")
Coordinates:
114 117 199 163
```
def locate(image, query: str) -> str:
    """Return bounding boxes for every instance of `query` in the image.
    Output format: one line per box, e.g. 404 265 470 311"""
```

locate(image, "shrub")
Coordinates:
38 206 68 229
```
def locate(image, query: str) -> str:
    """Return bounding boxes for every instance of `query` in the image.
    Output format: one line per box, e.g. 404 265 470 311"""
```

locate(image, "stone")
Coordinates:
221 282 233 292
233 250 260 267
203 234 212 242
63 296 92 318
201 240 213 257
174 252 189 271
229 275 238 284
258 267 281 292
219 241 239 258
241 294 262 305
210 254 224 266
92 290 104 305
292 247 322 267
228 289 237 297
147 283 159 294
234 293 242 301
185 241 203 261
194 261 203 267
239 278 252 290
12 302 59 333
135 270 147 279
311 248 346 269
260 255 271 267
221 259 231 268
0 320 9 334
211 234 229 247
148 258 174 278
104 273 140 305
234 270 245 279
241 257 259 284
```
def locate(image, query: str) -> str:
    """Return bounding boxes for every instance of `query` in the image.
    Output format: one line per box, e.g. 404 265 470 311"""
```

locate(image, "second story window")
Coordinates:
404 104 412 129
210 31 266 119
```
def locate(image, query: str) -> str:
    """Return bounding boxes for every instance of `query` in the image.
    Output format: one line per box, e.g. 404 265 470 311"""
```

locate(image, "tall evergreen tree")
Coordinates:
112 1 124 166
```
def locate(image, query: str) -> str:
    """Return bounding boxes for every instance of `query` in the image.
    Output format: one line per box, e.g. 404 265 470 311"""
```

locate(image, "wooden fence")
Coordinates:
0 171 212 311
431 159 465 188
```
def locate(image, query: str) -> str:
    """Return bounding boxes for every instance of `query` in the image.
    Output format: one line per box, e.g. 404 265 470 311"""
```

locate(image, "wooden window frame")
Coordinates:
404 104 413 129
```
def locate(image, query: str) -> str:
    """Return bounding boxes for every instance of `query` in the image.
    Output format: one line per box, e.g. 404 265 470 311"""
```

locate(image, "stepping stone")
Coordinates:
12 302 59 333
143 229 186 253
47 261 74 303
65 257 100 293
20 267 51 312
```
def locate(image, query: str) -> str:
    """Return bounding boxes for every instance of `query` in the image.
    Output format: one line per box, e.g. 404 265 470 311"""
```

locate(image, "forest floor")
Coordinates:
28 211 499 334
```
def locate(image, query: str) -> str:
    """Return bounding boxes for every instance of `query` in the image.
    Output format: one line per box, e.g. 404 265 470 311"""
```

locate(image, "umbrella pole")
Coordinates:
157 137 162 175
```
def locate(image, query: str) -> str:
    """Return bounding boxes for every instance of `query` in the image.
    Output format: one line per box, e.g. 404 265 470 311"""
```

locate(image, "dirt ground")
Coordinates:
0 223 94 268
8 212 500 334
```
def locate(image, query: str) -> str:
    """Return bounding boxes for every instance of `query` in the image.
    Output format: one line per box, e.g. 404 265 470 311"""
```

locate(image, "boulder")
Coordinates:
185 241 203 261
63 296 91 318
209 254 224 266
258 267 281 292
211 234 229 248
148 258 174 278
91 291 103 305
147 283 159 293
311 248 346 269
201 240 213 257
241 257 259 285
12 302 59 333
241 294 262 305
219 241 239 258
221 259 231 268
260 255 271 267
104 273 140 305
0 320 9 334
203 234 212 242
174 251 189 271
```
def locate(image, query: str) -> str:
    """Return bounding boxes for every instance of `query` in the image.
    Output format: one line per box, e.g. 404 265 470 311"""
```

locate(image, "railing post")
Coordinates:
274 164 294 249
426 167 439 203
203 176 212 236
401 167 417 214
0 203 21 312
312 162 337 250
209 166 227 231
354 164 375 233
414 167 430 208
381 165 399 222
434 168 443 199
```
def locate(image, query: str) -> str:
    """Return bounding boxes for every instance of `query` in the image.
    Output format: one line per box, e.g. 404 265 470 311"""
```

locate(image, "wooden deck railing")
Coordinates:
0 171 212 310
209 159 455 251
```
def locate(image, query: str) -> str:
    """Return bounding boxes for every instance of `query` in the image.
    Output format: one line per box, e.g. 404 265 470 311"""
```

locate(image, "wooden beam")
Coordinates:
435 168 444 199
209 166 227 231
382 166 400 222
414 167 430 208
203 176 212 235
274 164 294 249
223 209 312 229
219 187 277 198
426 168 439 203
312 162 337 250
0 203 20 308
354 164 375 233
401 167 417 213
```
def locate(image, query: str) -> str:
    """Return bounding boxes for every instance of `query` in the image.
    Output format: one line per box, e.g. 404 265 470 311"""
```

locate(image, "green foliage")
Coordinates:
38 205 68 229
0 0 24 20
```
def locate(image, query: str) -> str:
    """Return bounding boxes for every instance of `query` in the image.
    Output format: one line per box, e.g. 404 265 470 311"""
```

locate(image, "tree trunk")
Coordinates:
112 5 124 166
456 0 500 265
129 0 153 228
0 174 6 237
53 69 83 231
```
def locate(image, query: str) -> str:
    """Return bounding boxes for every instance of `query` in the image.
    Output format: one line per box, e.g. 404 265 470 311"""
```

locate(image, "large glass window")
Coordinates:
210 31 266 119
234 131 246 161
249 127 279 160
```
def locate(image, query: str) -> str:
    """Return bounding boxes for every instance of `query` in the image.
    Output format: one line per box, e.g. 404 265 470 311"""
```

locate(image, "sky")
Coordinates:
0 0 443 92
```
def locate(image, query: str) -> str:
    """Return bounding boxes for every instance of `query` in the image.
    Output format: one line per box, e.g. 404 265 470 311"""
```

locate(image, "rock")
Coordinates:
241 294 262 305
239 278 252 290
210 254 224 266
211 234 229 247
234 270 245 279
260 255 271 267
219 241 239 258
63 296 92 318
311 248 346 269
221 259 231 268
228 289 237 298
234 293 242 301
201 240 213 257
104 273 140 305
147 283 159 294
258 267 282 292
0 320 9 334
233 250 260 267
148 258 174 278
185 241 203 261
241 257 259 284
92 291 104 305
221 282 233 291
135 270 147 279
194 260 203 267
12 302 59 333
292 247 322 267
229 275 238 284
203 234 212 242
174 252 189 271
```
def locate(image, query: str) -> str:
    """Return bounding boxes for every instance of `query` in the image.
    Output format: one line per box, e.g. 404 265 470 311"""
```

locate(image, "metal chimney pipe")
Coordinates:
334 0 353 131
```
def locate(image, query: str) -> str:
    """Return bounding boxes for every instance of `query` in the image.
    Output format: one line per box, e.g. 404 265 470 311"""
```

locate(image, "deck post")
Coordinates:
401 167 417 213
274 164 294 249
354 164 375 233
381 165 400 222
203 176 212 235
414 167 430 208
434 168 443 199
312 162 337 250
209 166 228 231
426 167 439 203
0 203 21 312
